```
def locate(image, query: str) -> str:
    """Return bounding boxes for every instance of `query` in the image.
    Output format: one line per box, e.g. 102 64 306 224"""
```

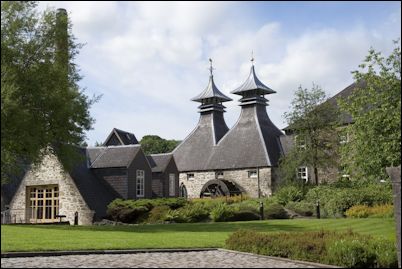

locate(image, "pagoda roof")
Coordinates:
191 75 232 103
231 65 276 95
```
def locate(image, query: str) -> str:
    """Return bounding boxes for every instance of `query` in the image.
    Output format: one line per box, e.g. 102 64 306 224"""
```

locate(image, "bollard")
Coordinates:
259 201 264 220
74 211 78 225
316 200 320 219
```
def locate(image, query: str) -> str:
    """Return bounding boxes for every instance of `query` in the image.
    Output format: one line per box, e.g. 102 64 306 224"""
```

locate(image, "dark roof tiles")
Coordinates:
191 75 232 103
146 153 173 173
87 145 141 168
231 65 276 95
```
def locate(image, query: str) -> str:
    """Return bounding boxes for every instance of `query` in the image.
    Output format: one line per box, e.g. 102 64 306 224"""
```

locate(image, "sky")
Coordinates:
37 1 401 146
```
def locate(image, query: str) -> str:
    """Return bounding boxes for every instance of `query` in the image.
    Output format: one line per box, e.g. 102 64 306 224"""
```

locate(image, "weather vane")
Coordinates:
209 58 214 76
251 50 254 65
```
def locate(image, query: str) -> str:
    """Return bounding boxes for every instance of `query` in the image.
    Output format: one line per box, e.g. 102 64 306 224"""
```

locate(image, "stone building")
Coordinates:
1 128 179 225
281 80 366 183
173 62 284 198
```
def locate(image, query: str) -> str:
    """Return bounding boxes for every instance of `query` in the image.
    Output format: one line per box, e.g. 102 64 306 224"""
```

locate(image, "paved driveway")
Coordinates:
1 250 334 268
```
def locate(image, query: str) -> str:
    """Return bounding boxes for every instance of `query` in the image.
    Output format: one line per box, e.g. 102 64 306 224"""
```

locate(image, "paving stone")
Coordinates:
1 250 331 268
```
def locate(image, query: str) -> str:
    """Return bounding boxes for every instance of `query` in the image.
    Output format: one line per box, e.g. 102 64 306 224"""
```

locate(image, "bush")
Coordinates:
346 204 394 218
326 239 377 268
165 203 210 223
210 203 235 222
304 183 393 218
106 197 188 223
226 211 260 222
264 203 288 219
147 205 170 223
225 230 398 268
274 185 304 206
285 201 315 217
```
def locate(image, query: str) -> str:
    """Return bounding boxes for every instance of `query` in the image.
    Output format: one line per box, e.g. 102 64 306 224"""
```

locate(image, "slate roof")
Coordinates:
146 153 173 173
282 80 366 131
87 145 141 168
173 112 229 172
69 148 120 218
103 128 138 145
231 65 276 95
191 75 232 103
206 105 284 169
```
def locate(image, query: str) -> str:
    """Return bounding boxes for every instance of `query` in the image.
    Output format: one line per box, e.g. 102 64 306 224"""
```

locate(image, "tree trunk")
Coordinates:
314 166 319 185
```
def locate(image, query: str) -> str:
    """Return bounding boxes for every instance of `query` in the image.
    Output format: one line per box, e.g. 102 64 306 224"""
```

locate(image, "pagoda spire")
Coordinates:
231 60 275 106
191 59 232 113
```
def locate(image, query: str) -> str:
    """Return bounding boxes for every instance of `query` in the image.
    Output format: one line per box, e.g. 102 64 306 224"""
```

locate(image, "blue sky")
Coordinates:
38 1 401 146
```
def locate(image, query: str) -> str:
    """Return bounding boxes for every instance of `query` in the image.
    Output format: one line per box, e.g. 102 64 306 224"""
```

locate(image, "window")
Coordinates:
136 170 145 197
297 167 308 182
295 135 306 150
215 171 224 179
248 170 257 178
27 185 59 223
187 173 194 180
169 174 176 196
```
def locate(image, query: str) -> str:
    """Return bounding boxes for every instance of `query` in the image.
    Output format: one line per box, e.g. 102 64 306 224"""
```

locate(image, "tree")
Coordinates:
140 135 180 155
1 2 98 183
280 84 340 185
338 41 401 181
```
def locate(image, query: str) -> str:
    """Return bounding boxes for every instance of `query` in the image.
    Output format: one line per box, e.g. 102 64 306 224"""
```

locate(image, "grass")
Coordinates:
1 218 396 253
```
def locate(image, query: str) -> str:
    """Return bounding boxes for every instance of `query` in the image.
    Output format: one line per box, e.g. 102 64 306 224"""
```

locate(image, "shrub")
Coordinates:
106 197 188 223
264 203 288 219
210 203 235 222
285 201 315 217
274 185 304 205
304 183 393 218
147 205 170 223
346 204 394 218
225 230 398 268
226 211 260 222
164 203 210 223
326 239 377 268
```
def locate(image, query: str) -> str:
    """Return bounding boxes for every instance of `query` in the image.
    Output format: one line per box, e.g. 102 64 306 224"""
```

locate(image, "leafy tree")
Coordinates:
338 41 401 181
1 2 98 183
140 135 180 155
280 84 340 185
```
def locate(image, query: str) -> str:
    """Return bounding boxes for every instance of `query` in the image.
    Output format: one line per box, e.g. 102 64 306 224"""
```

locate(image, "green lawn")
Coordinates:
1 218 396 253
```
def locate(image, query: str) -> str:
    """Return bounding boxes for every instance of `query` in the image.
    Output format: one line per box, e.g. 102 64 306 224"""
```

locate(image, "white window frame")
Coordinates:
187 173 194 180
169 173 175 197
297 166 308 182
248 170 258 178
294 135 306 150
136 170 145 198
215 171 224 179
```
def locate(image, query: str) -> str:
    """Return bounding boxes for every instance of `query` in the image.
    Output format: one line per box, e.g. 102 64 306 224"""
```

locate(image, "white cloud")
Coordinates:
35 2 401 145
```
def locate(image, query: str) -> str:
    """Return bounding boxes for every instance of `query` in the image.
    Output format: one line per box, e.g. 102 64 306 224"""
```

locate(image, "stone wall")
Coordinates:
179 167 273 199
8 153 94 225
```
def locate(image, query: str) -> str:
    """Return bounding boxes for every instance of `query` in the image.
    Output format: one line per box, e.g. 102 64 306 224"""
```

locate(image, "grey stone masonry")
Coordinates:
179 167 273 198
1 250 336 268
8 153 94 225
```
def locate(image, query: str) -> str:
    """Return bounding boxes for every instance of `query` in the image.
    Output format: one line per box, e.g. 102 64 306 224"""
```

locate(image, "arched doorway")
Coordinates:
179 183 188 198
200 179 243 198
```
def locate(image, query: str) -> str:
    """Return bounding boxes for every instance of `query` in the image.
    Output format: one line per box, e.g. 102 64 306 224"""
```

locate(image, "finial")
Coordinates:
251 50 254 66
208 58 214 76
